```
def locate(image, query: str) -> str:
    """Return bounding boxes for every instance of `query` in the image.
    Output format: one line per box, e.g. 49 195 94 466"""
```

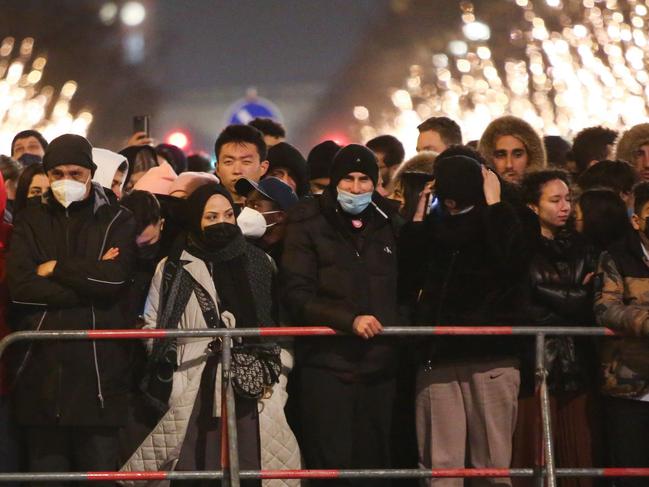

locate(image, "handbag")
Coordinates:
230 343 282 399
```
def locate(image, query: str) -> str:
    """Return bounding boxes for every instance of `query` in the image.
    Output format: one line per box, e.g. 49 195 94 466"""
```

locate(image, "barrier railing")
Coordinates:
0 325 639 487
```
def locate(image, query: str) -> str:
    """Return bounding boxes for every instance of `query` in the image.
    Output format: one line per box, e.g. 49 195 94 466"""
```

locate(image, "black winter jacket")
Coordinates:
7 184 137 426
524 230 599 393
399 202 527 361
280 188 400 377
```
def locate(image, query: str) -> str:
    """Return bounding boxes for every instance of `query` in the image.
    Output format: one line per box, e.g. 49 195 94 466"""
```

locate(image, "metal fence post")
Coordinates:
222 334 241 487
535 332 556 487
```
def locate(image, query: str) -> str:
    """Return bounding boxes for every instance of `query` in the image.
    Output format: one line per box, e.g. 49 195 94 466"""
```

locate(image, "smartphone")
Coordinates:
133 115 150 137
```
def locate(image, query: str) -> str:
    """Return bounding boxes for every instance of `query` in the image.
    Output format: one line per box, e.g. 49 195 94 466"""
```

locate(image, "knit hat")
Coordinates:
434 154 484 208
307 140 341 180
169 171 220 198
133 162 178 196
329 144 379 189
267 142 309 197
43 134 96 173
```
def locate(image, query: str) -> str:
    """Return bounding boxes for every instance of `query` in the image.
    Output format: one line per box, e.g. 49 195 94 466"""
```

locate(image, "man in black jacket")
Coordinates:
399 152 526 487
281 144 399 487
7 134 137 481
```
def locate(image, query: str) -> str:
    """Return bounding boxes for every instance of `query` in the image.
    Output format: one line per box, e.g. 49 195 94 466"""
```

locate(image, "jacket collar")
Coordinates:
178 249 219 305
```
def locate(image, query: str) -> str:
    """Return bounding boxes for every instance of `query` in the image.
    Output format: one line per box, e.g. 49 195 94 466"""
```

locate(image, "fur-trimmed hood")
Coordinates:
392 151 437 183
478 116 547 172
616 123 649 164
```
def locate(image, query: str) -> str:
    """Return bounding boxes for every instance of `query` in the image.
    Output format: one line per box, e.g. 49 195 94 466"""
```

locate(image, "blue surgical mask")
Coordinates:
337 189 373 215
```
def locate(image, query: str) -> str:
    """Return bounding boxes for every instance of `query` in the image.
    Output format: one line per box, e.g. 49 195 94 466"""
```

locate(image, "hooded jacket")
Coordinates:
92 148 128 196
7 183 137 426
478 115 547 173
616 123 649 164
280 188 400 377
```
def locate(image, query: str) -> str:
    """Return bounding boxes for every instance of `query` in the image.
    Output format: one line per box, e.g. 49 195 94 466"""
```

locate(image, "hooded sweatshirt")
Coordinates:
92 148 128 196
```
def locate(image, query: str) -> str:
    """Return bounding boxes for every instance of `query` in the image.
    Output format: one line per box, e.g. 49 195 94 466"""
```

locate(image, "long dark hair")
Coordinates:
14 163 46 214
578 188 631 249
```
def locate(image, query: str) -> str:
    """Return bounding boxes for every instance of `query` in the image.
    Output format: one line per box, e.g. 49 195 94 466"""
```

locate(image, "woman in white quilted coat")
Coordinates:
121 184 301 487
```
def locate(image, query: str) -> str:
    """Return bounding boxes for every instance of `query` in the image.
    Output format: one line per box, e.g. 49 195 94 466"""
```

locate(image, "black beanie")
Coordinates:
307 140 341 180
267 142 309 197
43 134 96 173
329 144 379 189
434 154 484 208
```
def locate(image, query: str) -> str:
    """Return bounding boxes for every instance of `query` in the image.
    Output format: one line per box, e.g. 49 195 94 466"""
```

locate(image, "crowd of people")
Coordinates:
1 114 649 487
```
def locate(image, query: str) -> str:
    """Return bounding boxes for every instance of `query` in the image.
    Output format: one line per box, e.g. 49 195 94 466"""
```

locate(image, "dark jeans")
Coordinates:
25 425 119 487
299 366 396 487
604 396 649 487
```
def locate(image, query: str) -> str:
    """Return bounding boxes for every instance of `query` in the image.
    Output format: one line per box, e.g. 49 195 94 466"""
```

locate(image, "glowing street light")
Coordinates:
120 2 146 27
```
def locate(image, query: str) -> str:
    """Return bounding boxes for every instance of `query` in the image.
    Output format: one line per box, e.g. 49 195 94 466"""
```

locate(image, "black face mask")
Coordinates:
137 241 160 261
203 222 240 249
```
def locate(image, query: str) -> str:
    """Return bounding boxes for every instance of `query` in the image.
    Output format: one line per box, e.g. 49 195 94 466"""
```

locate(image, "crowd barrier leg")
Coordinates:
222 335 241 487
535 333 556 487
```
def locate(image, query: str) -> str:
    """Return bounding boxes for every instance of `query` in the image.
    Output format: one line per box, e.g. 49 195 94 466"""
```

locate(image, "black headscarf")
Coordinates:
183 183 257 328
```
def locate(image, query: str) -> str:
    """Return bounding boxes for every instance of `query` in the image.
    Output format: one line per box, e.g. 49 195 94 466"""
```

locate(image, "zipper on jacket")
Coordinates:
55 364 63 421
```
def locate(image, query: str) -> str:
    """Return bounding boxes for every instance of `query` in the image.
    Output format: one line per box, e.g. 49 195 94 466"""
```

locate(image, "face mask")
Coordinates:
237 206 268 239
261 210 282 229
337 189 373 215
137 241 160 260
18 153 42 167
203 222 240 249
51 179 89 208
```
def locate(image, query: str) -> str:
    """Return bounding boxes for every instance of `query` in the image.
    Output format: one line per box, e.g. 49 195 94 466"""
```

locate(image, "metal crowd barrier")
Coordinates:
0 325 645 487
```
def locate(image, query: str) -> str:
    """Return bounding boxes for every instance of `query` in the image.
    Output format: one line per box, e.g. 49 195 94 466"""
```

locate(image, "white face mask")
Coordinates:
51 178 89 208
237 206 268 239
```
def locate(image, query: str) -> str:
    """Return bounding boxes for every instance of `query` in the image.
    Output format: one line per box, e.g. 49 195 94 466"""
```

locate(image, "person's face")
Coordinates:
263 135 284 148
48 164 92 200
416 130 447 153
337 172 375 195
136 219 163 247
528 178 571 237
201 194 236 230
633 144 649 182
631 202 649 236
246 191 284 227
28 174 50 199
216 142 269 200
267 167 297 192
374 152 390 182
309 177 329 195
112 170 126 199
574 202 584 234
493 135 529 184
12 136 45 159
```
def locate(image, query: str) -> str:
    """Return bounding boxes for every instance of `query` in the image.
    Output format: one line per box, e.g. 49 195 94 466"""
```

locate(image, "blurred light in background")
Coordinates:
99 2 118 25
0 37 93 155
120 1 146 27
462 21 491 41
166 130 189 150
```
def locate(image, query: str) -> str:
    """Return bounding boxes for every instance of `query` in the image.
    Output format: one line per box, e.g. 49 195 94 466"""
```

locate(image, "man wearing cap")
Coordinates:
236 176 298 262
7 134 137 478
399 150 526 487
281 144 399 486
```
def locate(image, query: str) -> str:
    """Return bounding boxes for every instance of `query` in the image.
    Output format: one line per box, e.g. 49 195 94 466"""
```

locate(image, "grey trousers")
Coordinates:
415 357 520 487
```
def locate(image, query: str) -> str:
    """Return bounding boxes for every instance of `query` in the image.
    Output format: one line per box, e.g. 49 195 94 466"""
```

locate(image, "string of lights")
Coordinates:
0 37 92 155
355 0 649 153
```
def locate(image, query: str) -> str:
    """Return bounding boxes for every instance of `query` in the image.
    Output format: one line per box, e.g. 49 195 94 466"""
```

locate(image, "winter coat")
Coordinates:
0 188 11 396
399 202 527 361
280 188 400 377
616 123 649 164
7 183 137 426
478 115 547 172
594 230 649 398
120 250 301 487
524 230 599 393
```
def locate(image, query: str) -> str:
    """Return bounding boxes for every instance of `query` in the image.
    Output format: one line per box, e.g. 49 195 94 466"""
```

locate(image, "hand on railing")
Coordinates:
352 315 384 339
